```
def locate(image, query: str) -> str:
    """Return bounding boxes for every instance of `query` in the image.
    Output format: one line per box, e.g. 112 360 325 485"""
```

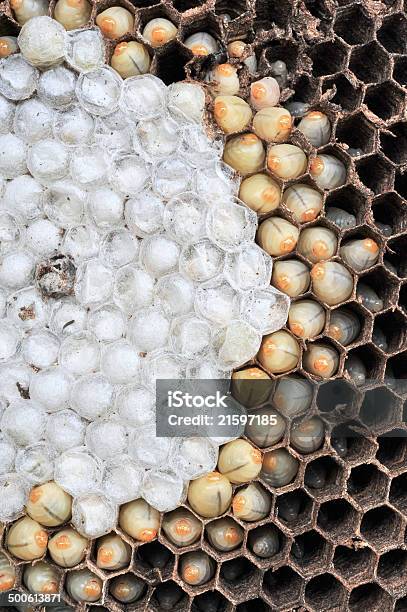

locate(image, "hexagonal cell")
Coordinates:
394 56 407 87
235 598 268 612
219 557 259 603
322 74 363 111
136 541 175 579
365 82 405 121
155 47 190 85
349 582 394 611
263 40 300 74
330 423 377 463
346 345 384 388
291 74 319 105
254 0 292 29
356 155 394 196
372 192 407 237
390 472 407 513
192 590 229 611
360 505 403 551
317 499 359 539
304 456 344 498
108 573 147 606
304 573 347 609
172 0 207 12
215 0 249 20
395 171 407 199
347 463 388 507
275 489 314 531
290 530 332 575
350 42 391 84
377 549 407 593
150 580 188 610
333 5 375 45
263 565 304 609
317 379 359 421
377 13 407 54
359 386 400 430
333 545 376 583
310 39 348 77
336 113 376 157
386 237 407 279
373 311 407 355
380 123 407 166
247 523 286 564
325 184 368 225
386 352 407 396
357 268 399 313
376 430 407 470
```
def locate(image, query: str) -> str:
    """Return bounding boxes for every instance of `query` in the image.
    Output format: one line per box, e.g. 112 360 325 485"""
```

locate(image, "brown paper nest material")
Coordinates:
0 0 407 610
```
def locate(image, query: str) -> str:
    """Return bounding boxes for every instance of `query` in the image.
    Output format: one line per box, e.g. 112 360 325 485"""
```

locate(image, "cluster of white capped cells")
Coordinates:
0 17 290 536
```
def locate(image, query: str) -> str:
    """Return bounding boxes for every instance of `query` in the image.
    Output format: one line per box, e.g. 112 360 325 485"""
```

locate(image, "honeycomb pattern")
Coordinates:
0 0 406 610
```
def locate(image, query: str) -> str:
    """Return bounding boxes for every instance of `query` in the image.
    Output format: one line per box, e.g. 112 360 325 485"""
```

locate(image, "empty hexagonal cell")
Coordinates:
386 352 407 396
386 237 407 279
330 423 377 463
372 192 407 237
155 47 190 85
376 430 407 470
317 499 359 539
347 463 388 507
333 545 376 583
395 171 407 199
390 473 407 513
263 565 304 608
136 541 175 579
215 0 249 20
172 0 207 12
400 283 407 315
219 557 259 602
322 74 363 112
380 123 407 166
254 0 292 29
356 155 394 196
334 4 375 45
377 548 407 593
365 82 405 122
349 582 394 611
290 74 319 106
349 42 390 84
325 185 367 226
373 311 406 355
336 113 376 157
275 489 314 530
191 590 229 612
377 13 407 54
290 530 332 574
304 573 347 609
359 386 400 430
304 456 344 497
317 379 359 420
394 57 407 87
235 598 268 612
360 505 403 551
150 580 188 610
310 39 348 77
